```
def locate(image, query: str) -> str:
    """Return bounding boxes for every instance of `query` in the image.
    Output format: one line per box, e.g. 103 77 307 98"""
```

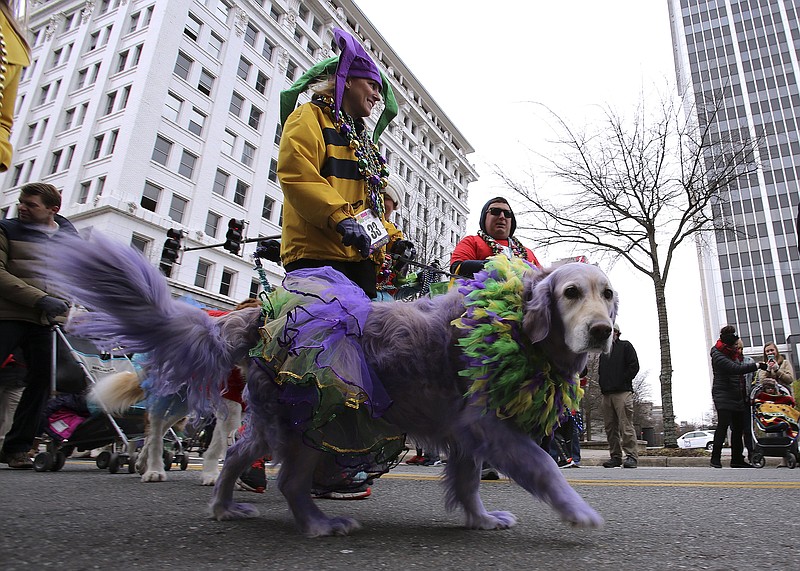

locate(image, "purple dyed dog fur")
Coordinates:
51 232 616 537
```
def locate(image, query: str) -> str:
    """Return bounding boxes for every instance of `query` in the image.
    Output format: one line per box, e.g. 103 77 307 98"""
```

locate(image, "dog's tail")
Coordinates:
52 233 259 414
89 371 145 415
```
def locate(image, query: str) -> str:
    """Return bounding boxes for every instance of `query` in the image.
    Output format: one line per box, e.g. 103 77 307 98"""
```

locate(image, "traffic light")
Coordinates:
160 229 183 275
224 218 245 254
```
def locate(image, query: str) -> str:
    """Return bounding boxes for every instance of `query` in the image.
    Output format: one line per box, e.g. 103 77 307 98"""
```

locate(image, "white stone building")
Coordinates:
1 0 476 308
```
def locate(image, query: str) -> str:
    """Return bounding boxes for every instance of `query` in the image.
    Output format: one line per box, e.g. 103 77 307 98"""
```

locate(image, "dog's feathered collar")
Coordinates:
453 256 583 437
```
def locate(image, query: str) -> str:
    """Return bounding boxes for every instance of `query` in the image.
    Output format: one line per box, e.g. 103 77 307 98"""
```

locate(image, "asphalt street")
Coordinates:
1 458 799 570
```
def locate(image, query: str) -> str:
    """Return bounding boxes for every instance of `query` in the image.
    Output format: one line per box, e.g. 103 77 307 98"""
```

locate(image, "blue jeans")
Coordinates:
0 321 53 454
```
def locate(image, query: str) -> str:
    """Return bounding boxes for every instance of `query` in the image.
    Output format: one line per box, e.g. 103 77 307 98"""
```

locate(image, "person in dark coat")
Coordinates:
599 324 640 468
709 325 766 469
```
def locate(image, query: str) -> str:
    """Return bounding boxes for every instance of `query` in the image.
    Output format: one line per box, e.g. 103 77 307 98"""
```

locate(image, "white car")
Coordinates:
676 430 715 450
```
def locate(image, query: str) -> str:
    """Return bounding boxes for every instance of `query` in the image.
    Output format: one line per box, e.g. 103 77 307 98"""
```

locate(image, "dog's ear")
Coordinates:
522 272 552 344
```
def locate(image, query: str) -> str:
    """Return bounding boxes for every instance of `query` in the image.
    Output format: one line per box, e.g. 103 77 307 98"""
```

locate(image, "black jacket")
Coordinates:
598 338 640 394
710 346 757 412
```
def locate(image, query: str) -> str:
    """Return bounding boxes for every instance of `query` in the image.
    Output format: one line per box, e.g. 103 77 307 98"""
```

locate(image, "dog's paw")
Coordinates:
558 503 604 529
141 470 167 483
303 516 362 538
210 501 259 521
466 510 517 530
200 473 218 486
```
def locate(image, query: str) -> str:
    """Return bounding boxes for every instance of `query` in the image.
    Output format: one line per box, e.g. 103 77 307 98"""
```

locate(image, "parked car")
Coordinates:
676 430 715 450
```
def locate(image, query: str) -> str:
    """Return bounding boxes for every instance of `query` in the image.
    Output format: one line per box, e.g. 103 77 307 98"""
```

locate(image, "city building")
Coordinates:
1 0 476 308
669 0 800 359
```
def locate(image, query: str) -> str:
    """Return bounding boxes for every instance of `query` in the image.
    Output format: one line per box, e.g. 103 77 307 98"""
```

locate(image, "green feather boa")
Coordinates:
453 256 583 436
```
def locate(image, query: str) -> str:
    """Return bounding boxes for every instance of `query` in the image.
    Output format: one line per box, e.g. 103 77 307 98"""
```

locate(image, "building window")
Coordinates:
195 260 211 289
237 57 251 81
174 51 193 80
244 23 258 47
104 91 117 115
262 39 274 61
221 130 236 156
152 135 172 166
268 158 278 182
205 211 221 237
286 60 297 80
241 142 256 167
234 179 248 206
208 32 224 59
220 269 234 296
184 12 202 41
132 44 143 66
248 105 262 130
178 149 198 179
262 196 275 220
249 279 260 298
215 0 231 22
91 134 105 160
168 194 188 223
63 145 76 170
141 181 161 212
62 108 75 131
130 234 150 255
77 181 91 204
119 85 131 109
255 71 268 94
116 49 129 73
229 91 244 117
107 129 119 154
164 92 182 122
274 123 282 145
213 169 228 196
49 150 62 174
188 107 205 136
198 69 214 95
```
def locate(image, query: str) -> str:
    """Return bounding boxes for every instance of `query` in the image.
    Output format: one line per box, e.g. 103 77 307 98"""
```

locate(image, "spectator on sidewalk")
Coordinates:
599 324 640 469
0 182 77 469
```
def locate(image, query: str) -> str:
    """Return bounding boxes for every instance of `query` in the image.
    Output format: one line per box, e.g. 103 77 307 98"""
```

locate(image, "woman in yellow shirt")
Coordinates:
0 0 31 171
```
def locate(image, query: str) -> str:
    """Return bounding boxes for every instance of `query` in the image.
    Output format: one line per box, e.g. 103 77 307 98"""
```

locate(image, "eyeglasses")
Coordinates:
488 207 514 218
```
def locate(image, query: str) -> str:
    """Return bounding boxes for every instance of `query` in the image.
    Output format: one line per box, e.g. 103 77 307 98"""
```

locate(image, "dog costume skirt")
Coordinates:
249 267 405 473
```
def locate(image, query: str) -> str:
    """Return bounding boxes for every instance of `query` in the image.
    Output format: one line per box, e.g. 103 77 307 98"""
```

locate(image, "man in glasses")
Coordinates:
449 196 540 480
449 196 539 278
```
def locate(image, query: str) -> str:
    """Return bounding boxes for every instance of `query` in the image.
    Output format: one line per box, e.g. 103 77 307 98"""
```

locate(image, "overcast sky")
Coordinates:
355 1 716 423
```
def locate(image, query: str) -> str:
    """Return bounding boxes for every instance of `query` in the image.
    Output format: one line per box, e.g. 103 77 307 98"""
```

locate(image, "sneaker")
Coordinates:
405 455 424 465
602 457 622 468
480 467 500 480
559 459 576 469
313 484 371 500
623 457 638 469
236 457 267 493
3 451 33 470
421 456 442 466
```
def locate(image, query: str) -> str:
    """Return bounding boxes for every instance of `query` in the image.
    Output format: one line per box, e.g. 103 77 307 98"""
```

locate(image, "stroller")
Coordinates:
748 380 800 469
33 326 187 473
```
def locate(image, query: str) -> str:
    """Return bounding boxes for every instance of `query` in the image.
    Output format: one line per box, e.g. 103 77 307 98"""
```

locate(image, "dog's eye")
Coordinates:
564 286 581 299
603 288 614 300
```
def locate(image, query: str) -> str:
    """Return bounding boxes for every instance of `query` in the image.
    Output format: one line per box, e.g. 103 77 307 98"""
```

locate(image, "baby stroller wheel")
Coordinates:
178 453 189 471
96 450 111 470
163 450 174 471
751 453 766 468
128 452 138 474
33 452 54 472
108 452 121 474
52 451 67 472
786 454 797 469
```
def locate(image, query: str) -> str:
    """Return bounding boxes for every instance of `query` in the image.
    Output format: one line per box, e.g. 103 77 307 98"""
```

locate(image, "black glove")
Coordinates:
450 259 486 278
336 219 371 258
758 362 769 371
35 295 69 319
390 239 416 260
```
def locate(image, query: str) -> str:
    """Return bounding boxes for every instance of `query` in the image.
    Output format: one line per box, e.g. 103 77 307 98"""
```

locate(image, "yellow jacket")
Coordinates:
278 100 394 266
0 10 30 172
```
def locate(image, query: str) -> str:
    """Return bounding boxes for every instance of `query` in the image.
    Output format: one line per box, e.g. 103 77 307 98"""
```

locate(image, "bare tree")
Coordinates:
498 92 759 446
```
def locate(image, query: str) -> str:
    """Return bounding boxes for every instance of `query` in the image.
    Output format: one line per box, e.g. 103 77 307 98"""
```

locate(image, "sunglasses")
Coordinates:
488 207 514 218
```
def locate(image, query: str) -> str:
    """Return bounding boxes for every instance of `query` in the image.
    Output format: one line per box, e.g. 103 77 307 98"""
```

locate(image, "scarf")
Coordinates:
715 339 740 361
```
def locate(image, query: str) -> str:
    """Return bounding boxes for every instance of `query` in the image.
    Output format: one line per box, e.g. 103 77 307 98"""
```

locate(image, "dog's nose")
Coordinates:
589 324 612 343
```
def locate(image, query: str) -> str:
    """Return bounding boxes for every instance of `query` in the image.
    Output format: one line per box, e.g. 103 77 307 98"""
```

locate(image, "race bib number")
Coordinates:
356 209 390 252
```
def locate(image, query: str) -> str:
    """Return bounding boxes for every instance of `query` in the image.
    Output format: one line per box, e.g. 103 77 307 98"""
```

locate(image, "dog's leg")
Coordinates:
138 410 169 482
209 425 269 521
202 400 242 486
277 433 361 538
443 453 517 530
473 420 603 528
